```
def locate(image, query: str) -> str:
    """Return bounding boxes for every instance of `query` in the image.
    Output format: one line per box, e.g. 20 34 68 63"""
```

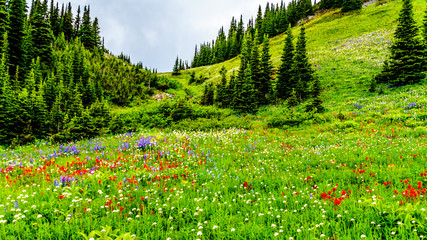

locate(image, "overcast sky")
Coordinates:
27 0 281 72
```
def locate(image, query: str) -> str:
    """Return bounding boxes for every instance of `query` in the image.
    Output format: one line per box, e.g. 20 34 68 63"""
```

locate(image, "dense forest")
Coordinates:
0 0 174 145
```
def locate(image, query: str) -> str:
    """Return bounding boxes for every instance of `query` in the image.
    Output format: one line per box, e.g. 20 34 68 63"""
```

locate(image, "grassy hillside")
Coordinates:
163 0 426 111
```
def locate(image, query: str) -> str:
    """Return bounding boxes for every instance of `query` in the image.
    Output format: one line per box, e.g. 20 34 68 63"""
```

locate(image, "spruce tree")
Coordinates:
8 0 27 77
255 6 264 43
306 77 324 113
215 66 228 107
287 88 299 112
81 6 95 50
0 51 14 144
92 17 101 48
227 72 237 108
277 27 295 100
74 5 81 38
375 0 425 86
0 0 9 53
172 56 180 75
260 35 273 105
250 31 261 105
292 24 314 100
29 0 54 69
341 0 362 12
200 84 215 106
236 15 245 51
61 3 73 41
49 1 61 36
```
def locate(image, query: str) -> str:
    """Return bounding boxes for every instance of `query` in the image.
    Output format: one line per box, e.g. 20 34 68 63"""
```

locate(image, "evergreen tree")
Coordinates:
0 50 14 144
61 3 73 41
291 24 314 100
259 35 273 105
226 71 237 108
306 77 324 113
172 56 180 75
43 72 56 110
233 34 258 113
375 0 425 86
68 83 84 118
0 0 9 53
50 89 64 133
215 66 228 107
29 0 54 69
200 84 215 106
341 0 362 12
287 88 299 112
255 6 264 43
236 15 245 51
277 27 295 100
80 6 95 50
74 5 81 38
233 67 257 113
189 71 196 84
250 31 262 105
92 17 101 48
8 0 27 77
49 1 61 36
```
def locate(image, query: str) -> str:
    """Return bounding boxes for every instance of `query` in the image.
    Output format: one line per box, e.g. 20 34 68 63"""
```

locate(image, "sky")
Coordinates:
27 0 278 72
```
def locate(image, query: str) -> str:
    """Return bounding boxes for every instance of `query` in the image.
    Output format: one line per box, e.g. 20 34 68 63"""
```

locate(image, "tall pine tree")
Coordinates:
8 0 27 77
276 27 295 101
259 35 273 105
375 0 425 86
0 0 9 53
291 24 314 100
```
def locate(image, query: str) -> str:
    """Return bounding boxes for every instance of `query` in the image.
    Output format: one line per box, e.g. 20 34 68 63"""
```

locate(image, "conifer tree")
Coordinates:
226 72 237 108
287 88 299 112
277 6 288 34
375 0 425 86
81 6 95 50
236 15 245 51
0 0 9 53
0 50 14 144
92 17 101 48
233 34 258 113
172 56 180 76
74 5 81 38
277 27 295 100
259 35 273 105
49 1 61 36
215 66 228 107
341 0 362 12
250 31 261 104
29 0 54 69
200 84 215 106
8 0 27 77
61 3 73 41
233 67 257 113
306 77 324 113
50 89 64 133
255 6 264 43
291 24 313 100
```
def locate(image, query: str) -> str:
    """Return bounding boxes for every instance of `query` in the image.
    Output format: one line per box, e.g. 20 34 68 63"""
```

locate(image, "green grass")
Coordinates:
0 118 426 239
164 0 427 112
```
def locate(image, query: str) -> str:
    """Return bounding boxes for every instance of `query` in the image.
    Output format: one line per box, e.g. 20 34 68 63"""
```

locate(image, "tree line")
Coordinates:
200 25 323 114
184 0 362 70
0 0 162 145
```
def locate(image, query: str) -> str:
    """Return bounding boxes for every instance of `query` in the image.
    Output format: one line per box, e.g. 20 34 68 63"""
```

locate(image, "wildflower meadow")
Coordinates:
1 113 426 239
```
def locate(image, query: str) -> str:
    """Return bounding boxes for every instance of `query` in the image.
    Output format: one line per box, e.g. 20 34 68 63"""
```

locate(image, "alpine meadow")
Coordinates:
1 0 427 239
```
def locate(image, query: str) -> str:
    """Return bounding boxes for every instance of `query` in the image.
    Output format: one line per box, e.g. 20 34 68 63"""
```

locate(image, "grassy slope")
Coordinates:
163 0 427 113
